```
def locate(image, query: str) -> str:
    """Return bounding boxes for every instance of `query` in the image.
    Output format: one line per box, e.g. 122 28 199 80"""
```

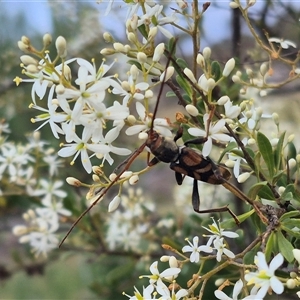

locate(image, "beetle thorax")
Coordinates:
146 131 179 163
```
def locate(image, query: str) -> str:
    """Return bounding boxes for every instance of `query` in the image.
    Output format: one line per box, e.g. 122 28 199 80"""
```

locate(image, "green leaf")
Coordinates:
274 132 285 171
280 210 300 221
287 141 297 160
137 24 148 39
176 75 193 99
257 132 275 179
276 230 294 262
248 181 274 200
221 209 254 228
265 231 276 261
280 184 295 202
280 225 300 238
211 61 221 81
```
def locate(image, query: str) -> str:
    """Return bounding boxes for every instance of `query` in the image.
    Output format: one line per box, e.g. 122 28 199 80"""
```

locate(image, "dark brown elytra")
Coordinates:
59 39 236 247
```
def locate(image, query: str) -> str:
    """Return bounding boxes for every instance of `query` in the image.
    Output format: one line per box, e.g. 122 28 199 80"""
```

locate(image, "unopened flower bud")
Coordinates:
19 236 30 243
287 279 296 289
237 172 251 183
223 58 235 77
203 47 211 59
296 154 300 163
153 43 165 62
207 78 216 90
127 115 136 125
139 132 148 140
278 186 286 195
137 52 147 63
18 41 29 52
26 64 39 74
217 96 229 105
185 104 199 116
55 36 67 58
260 62 269 76
293 249 300 264
215 278 226 287
225 160 235 168
288 158 297 169
248 0 256 7
288 134 295 142
63 65 72 81
130 64 139 81
108 195 121 212
113 42 125 52
160 66 174 82
229 1 239 9
66 177 82 187
184 68 197 83
169 256 178 268
12 225 28 236
43 33 52 47
148 26 158 41
145 89 154 99
100 48 116 55
160 255 170 262
246 68 253 77
272 112 279 125
248 138 256 145
129 174 139 185
103 32 114 43
124 45 131 53
120 171 133 179
109 173 117 182
127 32 137 43
56 84 65 94
21 35 30 45
290 271 297 278
92 174 100 182
270 138 279 147
255 107 263 120
196 53 205 68
130 14 138 30
232 75 241 83
20 55 38 66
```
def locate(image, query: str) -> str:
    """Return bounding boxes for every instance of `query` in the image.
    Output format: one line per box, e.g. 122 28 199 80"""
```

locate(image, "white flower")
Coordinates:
141 261 181 285
57 129 110 173
182 236 213 263
33 179 67 206
125 102 172 137
156 280 188 299
124 284 155 300
245 252 284 297
224 101 241 119
213 237 235 262
97 127 131 165
202 218 239 247
215 278 264 300
269 37 297 49
188 114 230 156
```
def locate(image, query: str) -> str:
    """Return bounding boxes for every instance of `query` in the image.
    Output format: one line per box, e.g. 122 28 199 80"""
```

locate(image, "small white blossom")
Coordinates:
245 252 284 298
188 114 230 156
269 37 297 49
182 236 213 263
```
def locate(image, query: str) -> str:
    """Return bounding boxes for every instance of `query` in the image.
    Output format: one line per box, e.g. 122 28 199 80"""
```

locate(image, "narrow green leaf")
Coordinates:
221 209 254 227
281 226 300 238
276 230 294 262
265 231 276 261
176 75 193 99
211 61 221 81
280 210 300 221
248 181 274 200
257 132 275 179
274 132 285 171
280 184 295 202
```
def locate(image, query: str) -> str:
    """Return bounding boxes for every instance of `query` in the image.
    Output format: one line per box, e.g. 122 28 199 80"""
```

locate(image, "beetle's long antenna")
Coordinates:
149 38 178 134
59 142 147 247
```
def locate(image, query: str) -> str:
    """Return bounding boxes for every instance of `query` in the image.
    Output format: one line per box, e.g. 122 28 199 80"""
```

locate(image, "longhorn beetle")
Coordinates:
59 39 253 247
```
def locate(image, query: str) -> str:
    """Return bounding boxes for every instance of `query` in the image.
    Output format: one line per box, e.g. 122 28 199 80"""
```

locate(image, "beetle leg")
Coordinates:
148 156 160 166
184 137 208 147
174 126 183 142
192 179 200 211
175 171 184 185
